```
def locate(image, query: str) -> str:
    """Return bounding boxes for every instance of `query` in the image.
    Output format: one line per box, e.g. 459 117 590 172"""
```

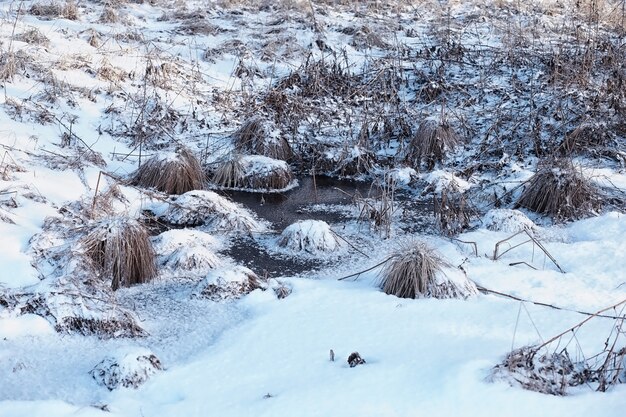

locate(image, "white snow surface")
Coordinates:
0 1 625 416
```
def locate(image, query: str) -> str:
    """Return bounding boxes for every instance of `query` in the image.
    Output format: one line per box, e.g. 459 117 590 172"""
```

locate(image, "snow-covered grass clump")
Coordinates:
482 209 537 234
81 217 157 290
516 159 602 221
379 241 477 299
212 155 296 192
233 116 293 160
277 220 341 255
196 265 263 301
153 229 221 277
130 148 204 195
422 169 471 193
156 190 267 233
90 347 163 391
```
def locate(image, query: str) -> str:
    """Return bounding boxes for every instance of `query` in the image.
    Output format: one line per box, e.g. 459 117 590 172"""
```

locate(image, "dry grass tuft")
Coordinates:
379 241 477 299
0 52 20 81
515 159 602 220
15 28 50 46
558 122 619 160
405 120 460 171
99 6 120 23
212 155 293 191
212 155 245 189
130 147 204 195
233 116 293 160
29 1 79 20
82 217 157 291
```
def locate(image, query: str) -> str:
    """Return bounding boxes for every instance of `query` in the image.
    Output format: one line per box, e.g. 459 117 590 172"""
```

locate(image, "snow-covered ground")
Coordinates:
0 1 625 416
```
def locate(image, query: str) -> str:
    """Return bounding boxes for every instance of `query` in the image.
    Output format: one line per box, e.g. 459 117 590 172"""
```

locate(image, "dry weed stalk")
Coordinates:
493 298 626 395
515 159 601 220
82 217 157 291
379 241 477 299
130 147 204 195
434 186 477 236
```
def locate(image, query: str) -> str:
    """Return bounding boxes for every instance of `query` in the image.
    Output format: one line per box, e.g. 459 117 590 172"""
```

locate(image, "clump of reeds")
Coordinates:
99 6 120 24
515 159 601 220
212 155 293 191
233 116 293 161
379 241 477 299
82 217 157 291
15 28 50 46
405 120 460 171
130 147 204 195
211 155 245 188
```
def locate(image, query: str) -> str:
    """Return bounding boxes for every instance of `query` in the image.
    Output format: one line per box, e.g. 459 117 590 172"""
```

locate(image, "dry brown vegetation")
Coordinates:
232 116 293 161
379 241 477 299
29 1 79 20
82 217 157 290
130 147 205 195
405 120 461 171
515 159 602 220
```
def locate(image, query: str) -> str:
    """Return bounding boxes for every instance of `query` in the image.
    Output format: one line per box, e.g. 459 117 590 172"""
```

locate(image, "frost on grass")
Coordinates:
212 155 295 192
197 266 264 302
482 209 537 234
157 190 267 233
315 145 376 177
154 229 221 276
90 347 163 391
277 220 341 255
379 241 477 299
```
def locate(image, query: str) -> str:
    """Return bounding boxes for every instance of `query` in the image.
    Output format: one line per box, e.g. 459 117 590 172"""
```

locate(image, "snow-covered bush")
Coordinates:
379 241 477 299
81 217 157 291
130 147 204 195
197 266 264 301
158 190 266 233
90 348 163 390
233 115 293 160
277 220 341 254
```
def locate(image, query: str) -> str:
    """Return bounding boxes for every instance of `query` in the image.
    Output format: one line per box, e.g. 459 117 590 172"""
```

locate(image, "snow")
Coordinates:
0 315 54 339
0 0 625 416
